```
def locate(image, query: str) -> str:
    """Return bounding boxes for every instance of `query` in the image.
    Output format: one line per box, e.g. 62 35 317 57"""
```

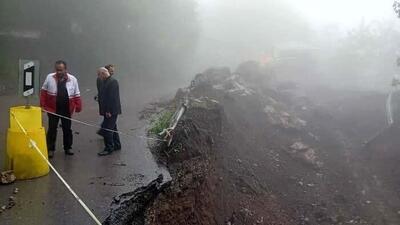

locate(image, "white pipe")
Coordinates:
387 89 394 126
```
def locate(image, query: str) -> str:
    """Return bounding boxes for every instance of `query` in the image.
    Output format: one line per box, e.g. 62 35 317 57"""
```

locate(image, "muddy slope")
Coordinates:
144 73 294 225
105 64 400 225
142 66 379 225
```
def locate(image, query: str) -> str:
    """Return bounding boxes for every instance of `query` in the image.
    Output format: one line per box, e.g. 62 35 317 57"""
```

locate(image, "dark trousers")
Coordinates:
47 113 72 151
102 115 121 151
98 119 105 136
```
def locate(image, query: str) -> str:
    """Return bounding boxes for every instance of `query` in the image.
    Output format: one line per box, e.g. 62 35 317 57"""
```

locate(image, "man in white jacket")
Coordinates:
40 60 82 158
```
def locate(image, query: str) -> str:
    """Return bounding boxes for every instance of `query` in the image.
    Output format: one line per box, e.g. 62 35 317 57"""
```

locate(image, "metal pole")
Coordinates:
25 96 31 109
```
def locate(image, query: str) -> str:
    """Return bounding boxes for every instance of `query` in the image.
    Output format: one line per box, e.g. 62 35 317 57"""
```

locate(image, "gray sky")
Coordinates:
198 0 397 29
287 0 395 27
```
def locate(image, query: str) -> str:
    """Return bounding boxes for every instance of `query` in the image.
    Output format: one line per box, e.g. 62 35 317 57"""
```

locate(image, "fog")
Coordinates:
1 0 400 93
286 0 394 27
195 0 400 91
3 1 400 224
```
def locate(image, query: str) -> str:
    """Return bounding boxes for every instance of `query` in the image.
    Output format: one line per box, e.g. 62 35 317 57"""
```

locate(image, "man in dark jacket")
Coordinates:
95 64 115 136
97 67 122 156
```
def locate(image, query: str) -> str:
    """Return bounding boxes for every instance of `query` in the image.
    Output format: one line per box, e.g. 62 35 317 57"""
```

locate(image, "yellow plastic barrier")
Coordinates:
9 106 42 131
6 106 49 179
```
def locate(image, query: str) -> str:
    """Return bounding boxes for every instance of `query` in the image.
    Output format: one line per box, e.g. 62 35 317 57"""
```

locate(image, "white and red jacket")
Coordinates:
40 73 82 115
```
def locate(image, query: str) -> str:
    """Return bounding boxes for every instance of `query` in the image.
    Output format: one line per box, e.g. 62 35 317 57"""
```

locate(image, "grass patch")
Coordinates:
149 110 174 135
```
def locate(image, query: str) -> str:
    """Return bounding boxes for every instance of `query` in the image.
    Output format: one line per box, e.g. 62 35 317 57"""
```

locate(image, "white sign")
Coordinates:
19 59 39 98
25 72 32 86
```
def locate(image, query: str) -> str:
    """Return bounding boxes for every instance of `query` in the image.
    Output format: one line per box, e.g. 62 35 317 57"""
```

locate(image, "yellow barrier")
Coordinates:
6 106 49 179
9 106 42 131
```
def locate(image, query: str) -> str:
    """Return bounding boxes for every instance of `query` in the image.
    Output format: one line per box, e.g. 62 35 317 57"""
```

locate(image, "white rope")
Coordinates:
42 109 165 142
11 112 102 225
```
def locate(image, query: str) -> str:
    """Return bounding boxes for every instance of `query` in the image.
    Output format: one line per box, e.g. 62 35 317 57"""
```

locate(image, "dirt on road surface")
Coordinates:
105 64 400 225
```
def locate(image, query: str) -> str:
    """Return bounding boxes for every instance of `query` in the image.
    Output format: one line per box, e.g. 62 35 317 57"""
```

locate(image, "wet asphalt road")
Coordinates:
0 82 175 225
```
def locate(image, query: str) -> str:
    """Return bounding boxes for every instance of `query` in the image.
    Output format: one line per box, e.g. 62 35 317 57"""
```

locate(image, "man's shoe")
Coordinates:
48 151 55 159
114 145 121 151
65 149 74 155
98 150 112 156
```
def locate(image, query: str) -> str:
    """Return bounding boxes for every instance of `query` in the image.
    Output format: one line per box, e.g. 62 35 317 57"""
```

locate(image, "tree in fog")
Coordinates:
196 0 310 69
319 20 400 90
394 0 400 18
0 0 199 90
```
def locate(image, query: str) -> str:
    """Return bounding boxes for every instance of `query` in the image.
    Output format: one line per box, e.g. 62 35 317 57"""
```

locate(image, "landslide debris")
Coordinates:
105 61 400 225
141 64 322 225
103 175 166 225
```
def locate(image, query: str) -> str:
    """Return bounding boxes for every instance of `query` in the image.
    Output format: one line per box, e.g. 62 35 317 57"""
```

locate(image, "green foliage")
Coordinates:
149 110 174 135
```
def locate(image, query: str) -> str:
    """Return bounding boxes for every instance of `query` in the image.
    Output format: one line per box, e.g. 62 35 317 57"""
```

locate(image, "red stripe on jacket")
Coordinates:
40 73 82 115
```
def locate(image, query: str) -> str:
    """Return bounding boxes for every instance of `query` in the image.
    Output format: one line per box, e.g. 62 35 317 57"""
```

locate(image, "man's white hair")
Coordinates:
98 67 110 76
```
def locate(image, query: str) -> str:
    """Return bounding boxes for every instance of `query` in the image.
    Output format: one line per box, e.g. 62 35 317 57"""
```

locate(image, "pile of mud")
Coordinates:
142 66 296 225
105 62 400 225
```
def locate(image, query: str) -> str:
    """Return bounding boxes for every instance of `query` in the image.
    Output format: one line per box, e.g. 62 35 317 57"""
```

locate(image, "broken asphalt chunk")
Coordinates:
1 170 16 184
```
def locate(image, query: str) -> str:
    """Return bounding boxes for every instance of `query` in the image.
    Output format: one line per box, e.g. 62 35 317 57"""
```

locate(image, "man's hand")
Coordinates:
106 112 112 118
